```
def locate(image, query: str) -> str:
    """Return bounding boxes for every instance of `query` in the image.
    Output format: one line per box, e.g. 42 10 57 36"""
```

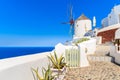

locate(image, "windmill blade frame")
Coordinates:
61 22 70 24
61 3 75 39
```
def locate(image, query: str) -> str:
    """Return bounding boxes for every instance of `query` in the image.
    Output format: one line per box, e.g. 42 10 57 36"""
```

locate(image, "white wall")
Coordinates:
108 10 118 26
55 43 90 67
74 20 92 38
54 43 66 57
55 38 96 67
0 38 96 80
79 38 96 55
77 38 96 66
115 28 120 39
102 17 108 27
102 5 120 27
94 36 102 44
78 43 90 67
110 46 120 64
0 52 50 80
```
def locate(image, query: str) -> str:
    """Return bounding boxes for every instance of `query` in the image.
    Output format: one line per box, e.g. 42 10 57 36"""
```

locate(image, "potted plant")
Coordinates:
31 65 55 80
48 51 66 79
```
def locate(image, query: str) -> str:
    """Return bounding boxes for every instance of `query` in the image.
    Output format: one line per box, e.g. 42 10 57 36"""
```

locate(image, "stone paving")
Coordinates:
64 61 120 80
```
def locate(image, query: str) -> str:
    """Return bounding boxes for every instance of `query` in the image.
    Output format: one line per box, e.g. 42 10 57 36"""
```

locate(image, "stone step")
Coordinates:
87 55 113 62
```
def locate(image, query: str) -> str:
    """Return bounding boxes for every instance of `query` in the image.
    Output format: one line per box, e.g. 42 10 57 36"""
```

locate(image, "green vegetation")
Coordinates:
31 65 55 80
73 38 89 46
48 51 66 70
31 52 66 80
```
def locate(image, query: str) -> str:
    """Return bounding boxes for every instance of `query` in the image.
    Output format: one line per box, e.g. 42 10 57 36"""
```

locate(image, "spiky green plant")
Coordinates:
31 65 55 80
48 51 66 70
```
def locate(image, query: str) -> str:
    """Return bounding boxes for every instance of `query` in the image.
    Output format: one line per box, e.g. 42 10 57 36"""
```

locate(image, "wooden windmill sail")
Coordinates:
62 6 75 38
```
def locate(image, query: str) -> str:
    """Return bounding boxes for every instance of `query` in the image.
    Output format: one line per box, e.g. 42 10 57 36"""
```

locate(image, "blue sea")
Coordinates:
0 47 54 59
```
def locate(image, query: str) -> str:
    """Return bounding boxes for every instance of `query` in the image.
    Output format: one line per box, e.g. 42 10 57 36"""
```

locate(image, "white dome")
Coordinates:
115 28 120 39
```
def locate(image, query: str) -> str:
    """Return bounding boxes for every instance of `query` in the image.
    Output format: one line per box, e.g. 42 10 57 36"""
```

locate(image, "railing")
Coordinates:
65 48 80 67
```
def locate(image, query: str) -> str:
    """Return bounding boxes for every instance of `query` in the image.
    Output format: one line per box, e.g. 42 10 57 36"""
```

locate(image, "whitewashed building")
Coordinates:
102 5 120 27
74 14 92 39
115 28 120 39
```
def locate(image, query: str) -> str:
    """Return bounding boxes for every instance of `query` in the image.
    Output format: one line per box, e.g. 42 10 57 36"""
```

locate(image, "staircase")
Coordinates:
88 55 113 62
87 44 114 62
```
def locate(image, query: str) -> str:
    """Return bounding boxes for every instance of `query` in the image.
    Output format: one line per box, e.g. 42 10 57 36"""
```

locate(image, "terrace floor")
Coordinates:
63 61 120 80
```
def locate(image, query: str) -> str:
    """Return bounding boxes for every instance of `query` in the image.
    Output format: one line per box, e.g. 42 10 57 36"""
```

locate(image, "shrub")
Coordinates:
31 65 55 80
73 38 89 45
48 51 66 70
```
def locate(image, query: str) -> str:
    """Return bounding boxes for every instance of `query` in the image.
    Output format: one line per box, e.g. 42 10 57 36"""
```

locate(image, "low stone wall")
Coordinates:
0 52 51 80
54 38 96 67
81 38 96 55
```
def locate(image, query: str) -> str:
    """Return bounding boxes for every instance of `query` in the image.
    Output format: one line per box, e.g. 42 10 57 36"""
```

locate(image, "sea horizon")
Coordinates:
0 47 54 59
0 46 55 47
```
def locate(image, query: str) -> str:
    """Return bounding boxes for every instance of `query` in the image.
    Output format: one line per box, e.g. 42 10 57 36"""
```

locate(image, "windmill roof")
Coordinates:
77 14 90 20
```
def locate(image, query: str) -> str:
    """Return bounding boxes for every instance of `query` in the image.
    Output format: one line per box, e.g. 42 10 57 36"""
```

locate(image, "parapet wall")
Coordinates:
0 52 50 80
0 38 97 80
54 38 96 67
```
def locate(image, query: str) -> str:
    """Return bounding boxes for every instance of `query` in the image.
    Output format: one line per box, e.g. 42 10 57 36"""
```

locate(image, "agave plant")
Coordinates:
31 65 55 80
48 51 66 70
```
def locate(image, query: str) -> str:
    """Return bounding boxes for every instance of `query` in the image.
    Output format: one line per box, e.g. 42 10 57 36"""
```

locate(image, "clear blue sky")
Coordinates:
0 0 119 47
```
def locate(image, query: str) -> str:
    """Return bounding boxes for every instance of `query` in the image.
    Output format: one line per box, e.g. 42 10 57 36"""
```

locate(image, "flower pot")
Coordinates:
51 67 66 80
54 74 65 80
51 67 66 75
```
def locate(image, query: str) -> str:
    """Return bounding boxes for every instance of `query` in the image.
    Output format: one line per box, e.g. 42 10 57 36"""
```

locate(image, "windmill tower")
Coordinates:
74 14 92 39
